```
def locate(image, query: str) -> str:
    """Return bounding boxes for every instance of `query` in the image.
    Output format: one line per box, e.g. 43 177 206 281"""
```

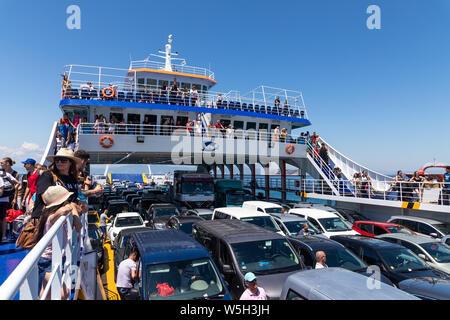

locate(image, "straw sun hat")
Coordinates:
42 185 74 209
46 148 82 167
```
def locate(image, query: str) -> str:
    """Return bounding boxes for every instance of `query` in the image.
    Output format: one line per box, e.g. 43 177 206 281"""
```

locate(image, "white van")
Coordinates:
288 208 358 238
212 207 284 236
242 201 284 215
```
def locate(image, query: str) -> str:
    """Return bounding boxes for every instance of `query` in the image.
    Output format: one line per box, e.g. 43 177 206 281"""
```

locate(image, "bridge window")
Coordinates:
193 84 201 92
181 82 191 91
138 78 145 92
146 79 157 91
233 121 244 130
202 85 207 93
110 112 123 123
158 80 168 90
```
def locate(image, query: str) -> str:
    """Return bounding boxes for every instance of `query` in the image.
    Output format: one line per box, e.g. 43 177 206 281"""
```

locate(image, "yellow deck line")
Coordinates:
104 241 120 299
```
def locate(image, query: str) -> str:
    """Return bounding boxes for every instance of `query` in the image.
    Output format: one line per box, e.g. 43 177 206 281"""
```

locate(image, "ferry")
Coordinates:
0 35 449 301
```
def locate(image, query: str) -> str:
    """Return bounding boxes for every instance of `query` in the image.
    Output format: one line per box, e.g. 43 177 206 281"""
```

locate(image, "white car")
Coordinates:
242 201 284 214
288 208 358 238
185 208 214 220
107 212 147 243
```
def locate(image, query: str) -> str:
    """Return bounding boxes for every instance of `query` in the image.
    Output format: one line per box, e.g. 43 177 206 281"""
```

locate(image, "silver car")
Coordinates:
387 216 450 240
376 233 450 275
280 268 418 300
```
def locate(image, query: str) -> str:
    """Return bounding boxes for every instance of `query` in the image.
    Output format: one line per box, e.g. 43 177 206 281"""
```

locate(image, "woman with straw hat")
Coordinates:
31 148 85 219
37 185 82 299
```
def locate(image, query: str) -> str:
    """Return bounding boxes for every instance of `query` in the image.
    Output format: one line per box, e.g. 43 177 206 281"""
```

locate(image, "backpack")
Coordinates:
15 217 39 250
0 170 15 197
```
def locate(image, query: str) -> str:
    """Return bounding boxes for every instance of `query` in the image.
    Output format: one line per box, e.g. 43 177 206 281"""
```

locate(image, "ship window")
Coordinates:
233 121 244 130
181 83 191 91
169 80 180 88
259 123 268 131
202 85 207 93
110 113 124 123
160 116 174 135
193 84 201 92
128 113 141 124
143 115 157 135
146 79 157 91
246 122 256 130
176 116 188 127
138 78 145 92
158 80 168 90
220 119 231 128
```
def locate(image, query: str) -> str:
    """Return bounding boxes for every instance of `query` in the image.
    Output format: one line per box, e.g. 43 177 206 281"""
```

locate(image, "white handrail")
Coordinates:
0 213 85 300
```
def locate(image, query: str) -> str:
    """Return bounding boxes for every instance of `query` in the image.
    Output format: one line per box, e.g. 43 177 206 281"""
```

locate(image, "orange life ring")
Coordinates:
100 135 114 148
286 144 295 155
102 87 115 98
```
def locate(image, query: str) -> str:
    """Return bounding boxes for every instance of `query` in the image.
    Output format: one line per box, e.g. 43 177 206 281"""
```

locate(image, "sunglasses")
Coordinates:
54 157 70 163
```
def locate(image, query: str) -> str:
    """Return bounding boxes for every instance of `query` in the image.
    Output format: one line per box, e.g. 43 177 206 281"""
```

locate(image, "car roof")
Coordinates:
331 235 406 250
376 233 440 244
194 219 286 244
214 206 271 218
398 277 450 299
178 216 204 223
151 203 177 208
289 208 340 218
388 216 444 225
283 268 417 300
355 221 403 227
242 201 282 209
190 208 214 214
133 229 209 263
115 212 142 218
270 213 307 223
118 226 153 236
288 235 346 250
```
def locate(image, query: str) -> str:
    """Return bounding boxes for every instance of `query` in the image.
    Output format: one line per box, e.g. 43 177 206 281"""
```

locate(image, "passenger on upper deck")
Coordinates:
190 85 199 106
215 93 223 107
274 96 281 108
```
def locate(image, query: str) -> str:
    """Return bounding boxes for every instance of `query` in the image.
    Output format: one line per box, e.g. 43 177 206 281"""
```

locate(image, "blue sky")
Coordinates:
0 0 449 174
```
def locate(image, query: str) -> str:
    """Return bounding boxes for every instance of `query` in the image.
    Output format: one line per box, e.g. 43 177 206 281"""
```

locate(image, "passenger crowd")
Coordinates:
0 148 104 299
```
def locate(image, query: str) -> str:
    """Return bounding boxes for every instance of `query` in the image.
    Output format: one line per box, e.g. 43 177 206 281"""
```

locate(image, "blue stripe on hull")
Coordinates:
0 240 29 300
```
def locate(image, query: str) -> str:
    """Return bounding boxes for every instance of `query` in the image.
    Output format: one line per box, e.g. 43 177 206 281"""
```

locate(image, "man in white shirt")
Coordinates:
116 249 139 300
315 251 328 269
0 171 18 242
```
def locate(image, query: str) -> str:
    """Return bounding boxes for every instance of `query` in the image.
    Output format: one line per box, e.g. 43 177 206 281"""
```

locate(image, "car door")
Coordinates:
290 242 314 268
418 223 439 238
218 240 242 299
399 240 432 265
355 222 374 237
307 217 323 233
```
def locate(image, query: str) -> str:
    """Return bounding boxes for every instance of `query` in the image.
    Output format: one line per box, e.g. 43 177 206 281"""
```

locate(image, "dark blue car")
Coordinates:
127 229 232 300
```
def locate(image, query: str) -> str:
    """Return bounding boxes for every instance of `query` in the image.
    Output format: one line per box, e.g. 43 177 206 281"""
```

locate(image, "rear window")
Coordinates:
116 217 143 228
241 216 281 233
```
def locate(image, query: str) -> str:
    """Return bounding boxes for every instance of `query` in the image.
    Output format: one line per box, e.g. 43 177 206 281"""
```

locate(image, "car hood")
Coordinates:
325 230 358 237
255 270 302 300
394 269 450 282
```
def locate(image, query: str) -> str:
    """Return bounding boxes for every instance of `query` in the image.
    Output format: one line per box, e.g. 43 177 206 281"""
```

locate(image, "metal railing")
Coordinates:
239 176 449 206
0 213 88 300
129 59 215 79
78 123 307 145
61 65 308 119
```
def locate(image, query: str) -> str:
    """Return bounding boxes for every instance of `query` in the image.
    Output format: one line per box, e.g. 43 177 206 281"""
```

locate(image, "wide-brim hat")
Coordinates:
46 148 82 167
43 185 73 209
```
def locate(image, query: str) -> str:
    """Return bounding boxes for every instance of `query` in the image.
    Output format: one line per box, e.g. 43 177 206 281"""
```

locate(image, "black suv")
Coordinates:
193 219 305 299
145 203 181 229
331 235 450 286
287 235 393 285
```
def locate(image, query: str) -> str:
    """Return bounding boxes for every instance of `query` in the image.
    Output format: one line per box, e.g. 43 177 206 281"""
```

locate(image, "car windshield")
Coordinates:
119 234 132 248
318 217 351 232
200 214 213 220
87 228 100 240
432 223 450 235
265 207 283 214
232 239 301 275
283 221 321 235
240 216 281 233
154 208 180 217
378 248 429 273
115 217 143 228
420 242 450 263
227 193 244 206
321 248 367 271
182 181 214 194
146 258 225 300
385 226 415 235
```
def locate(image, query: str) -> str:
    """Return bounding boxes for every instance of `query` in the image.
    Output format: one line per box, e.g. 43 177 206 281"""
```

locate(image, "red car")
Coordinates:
352 221 415 237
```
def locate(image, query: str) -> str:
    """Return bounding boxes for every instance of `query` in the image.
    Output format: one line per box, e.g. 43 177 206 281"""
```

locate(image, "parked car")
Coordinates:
242 200 284 214
287 235 393 285
280 268 418 300
352 221 415 237
192 219 305 300
332 208 371 224
111 227 152 281
105 200 130 216
87 223 104 265
107 212 147 243
184 208 214 220
290 203 353 228
269 212 324 237
212 206 284 236
145 203 181 229
398 277 450 300
387 216 450 240
125 229 232 300
289 208 358 238
376 233 450 274
331 235 450 286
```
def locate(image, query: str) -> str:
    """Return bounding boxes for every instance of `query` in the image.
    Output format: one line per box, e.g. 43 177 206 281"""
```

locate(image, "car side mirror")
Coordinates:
430 233 438 238
144 220 149 225
222 264 234 275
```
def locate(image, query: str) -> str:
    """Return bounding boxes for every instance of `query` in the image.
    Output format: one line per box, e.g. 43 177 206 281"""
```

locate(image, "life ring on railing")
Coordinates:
102 87 115 98
285 144 295 155
100 135 114 148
